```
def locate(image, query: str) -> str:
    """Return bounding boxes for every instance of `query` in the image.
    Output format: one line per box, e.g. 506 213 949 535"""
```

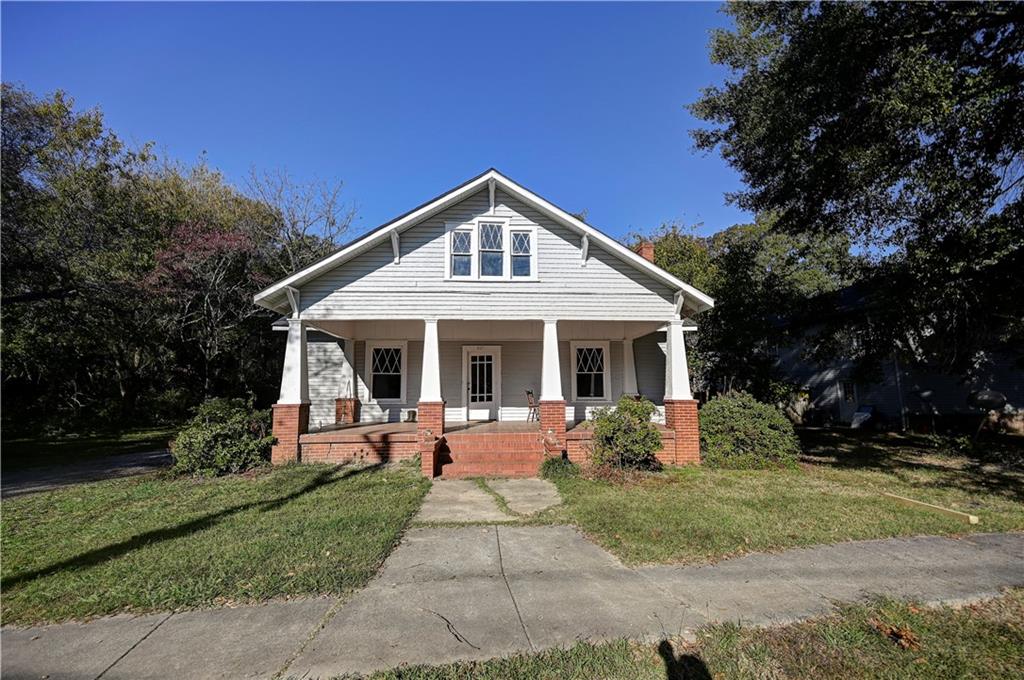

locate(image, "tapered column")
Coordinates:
664 320 699 464
664 320 692 400
622 338 638 396
418 319 444 477
540 319 566 454
273 319 310 464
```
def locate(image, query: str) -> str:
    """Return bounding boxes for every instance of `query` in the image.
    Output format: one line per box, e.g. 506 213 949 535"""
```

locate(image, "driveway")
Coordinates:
1 449 171 498
4 527 1022 679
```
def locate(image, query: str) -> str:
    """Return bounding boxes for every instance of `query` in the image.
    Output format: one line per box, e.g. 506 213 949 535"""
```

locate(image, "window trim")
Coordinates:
365 340 408 404
444 218 537 281
570 340 611 402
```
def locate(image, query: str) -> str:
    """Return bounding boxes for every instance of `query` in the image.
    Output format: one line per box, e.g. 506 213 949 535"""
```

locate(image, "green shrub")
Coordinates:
171 398 274 476
591 396 662 470
700 391 800 469
540 454 580 480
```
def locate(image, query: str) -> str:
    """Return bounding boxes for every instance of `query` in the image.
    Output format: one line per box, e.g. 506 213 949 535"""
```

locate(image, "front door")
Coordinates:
462 345 501 420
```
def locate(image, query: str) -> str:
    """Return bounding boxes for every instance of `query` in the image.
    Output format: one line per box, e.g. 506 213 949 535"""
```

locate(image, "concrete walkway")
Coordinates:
414 478 561 523
2 450 171 498
3 530 1021 679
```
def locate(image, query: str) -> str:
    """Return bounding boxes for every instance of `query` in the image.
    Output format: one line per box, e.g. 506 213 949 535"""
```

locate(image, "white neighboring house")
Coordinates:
254 169 713 477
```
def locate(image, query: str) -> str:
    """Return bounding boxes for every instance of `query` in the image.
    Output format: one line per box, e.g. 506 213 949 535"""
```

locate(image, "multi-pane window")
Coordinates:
479 223 504 277
371 346 403 401
450 230 472 277
575 346 606 399
511 231 531 277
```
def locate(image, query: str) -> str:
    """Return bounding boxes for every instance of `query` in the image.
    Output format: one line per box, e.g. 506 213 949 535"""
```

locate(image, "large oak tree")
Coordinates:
691 2 1024 376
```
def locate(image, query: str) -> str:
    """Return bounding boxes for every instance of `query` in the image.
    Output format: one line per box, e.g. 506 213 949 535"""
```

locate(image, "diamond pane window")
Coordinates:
575 346 605 399
451 231 471 254
511 231 531 277
479 223 504 277
479 223 503 251
451 230 472 277
371 346 402 400
512 232 531 255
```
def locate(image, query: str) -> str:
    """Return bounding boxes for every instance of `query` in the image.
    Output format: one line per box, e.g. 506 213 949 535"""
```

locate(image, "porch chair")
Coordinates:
526 390 540 422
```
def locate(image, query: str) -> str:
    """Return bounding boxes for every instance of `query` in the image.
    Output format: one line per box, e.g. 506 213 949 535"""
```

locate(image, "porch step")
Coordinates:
437 431 545 478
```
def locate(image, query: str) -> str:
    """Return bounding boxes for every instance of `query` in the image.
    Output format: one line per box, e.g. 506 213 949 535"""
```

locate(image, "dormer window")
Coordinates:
451 230 472 277
511 231 532 277
445 218 537 281
479 223 504 277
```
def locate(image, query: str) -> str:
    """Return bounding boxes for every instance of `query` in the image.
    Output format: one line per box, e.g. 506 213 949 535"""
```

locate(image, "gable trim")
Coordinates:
253 169 715 313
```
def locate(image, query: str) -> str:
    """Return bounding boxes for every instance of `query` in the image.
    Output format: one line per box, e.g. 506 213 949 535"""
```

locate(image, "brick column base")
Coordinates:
417 401 445 477
272 403 310 465
540 400 567 456
665 399 700 465
334 397 360 425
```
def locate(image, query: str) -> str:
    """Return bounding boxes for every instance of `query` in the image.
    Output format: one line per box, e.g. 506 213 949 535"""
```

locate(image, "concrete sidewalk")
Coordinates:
3 530 1022 679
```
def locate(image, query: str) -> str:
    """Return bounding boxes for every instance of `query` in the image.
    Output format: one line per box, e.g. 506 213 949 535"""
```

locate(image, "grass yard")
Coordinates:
544 429 1024 564
1 463 429 625
1 426 177 471
363 590 1024 679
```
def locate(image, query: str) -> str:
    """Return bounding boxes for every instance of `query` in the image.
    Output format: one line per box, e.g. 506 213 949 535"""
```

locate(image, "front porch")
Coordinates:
271 318 700 477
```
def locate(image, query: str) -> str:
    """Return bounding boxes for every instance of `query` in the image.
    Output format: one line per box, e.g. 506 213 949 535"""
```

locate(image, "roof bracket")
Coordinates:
390 231 400 264
285 286 301 319
674 291 685 319
488 178 496 215
580 234 589 267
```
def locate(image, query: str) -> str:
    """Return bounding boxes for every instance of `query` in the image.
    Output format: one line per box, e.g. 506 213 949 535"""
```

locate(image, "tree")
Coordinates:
1 84 353 433
691 2 1024 375
638 215 857 398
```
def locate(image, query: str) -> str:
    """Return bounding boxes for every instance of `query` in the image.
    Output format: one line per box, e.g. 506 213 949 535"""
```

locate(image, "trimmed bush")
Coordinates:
700 391 800 469
591 396 662 470
540 454 580 480
171 398 274 476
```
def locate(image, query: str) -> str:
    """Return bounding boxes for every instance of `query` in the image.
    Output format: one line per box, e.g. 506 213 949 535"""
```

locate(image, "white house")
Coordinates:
253 169 713 477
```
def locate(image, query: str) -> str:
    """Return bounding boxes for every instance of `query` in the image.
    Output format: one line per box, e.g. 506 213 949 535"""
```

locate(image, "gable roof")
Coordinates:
253 168 715 314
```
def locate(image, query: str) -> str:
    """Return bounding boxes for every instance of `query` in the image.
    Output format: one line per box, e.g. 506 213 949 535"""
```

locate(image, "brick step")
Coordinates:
442 450 544 459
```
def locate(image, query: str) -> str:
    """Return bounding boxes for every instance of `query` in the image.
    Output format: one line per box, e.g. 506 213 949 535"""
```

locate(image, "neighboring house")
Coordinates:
775 285 1024 432
253 169 714 477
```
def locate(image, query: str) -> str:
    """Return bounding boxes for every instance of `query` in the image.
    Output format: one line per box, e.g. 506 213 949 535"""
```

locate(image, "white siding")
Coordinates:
297 189 676 321
307 332 345 429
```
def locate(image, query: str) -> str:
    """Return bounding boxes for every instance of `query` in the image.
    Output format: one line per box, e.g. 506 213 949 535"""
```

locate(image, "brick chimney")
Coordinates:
635 241 655 263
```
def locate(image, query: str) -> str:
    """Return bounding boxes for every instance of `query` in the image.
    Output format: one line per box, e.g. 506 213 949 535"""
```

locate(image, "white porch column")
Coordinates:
664 320 692 400
278 319 309 404
622 338 638 396
420 318 442 402
540 319 563 401
338 338 356 399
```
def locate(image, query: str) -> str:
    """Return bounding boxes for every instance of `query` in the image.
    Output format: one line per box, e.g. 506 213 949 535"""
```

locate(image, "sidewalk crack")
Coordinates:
94 612 173 679
273 598 345 679
495 525 535 651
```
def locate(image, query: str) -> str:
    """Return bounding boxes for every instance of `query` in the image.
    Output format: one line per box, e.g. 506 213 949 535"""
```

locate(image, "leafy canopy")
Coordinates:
691 2 1024 373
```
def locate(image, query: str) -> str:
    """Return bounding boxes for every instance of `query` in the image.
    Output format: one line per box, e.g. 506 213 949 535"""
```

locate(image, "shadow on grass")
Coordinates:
1 463 383 590
658 639 711 680
798 428 1024 503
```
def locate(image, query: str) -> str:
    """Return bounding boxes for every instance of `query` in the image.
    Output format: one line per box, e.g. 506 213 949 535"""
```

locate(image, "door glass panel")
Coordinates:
469 354 493 403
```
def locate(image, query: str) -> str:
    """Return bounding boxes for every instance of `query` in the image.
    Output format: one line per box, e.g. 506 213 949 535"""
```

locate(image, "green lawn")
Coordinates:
543 429 1024 564
1 463 429 625
1 426 177 471
361 590 1024 679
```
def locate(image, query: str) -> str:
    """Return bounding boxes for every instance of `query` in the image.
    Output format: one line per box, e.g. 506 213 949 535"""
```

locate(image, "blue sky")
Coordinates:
2 2 751 240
